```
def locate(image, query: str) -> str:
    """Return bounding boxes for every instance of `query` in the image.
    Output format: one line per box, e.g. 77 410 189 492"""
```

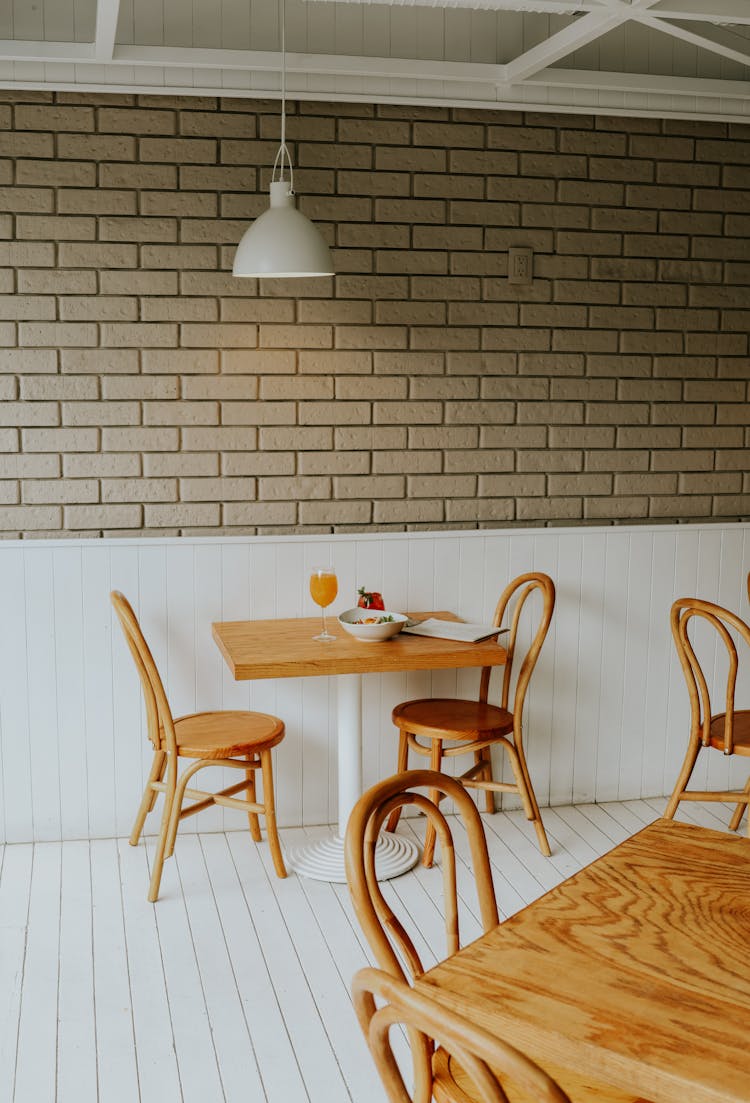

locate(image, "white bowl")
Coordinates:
338 608 408 642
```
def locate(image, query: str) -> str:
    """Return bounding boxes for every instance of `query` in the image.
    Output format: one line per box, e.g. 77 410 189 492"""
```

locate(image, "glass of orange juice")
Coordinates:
310 566 338 641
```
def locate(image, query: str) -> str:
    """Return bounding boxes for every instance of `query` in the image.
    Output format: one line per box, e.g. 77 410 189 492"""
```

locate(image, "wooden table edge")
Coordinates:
211 622 238 678
212 613 508 681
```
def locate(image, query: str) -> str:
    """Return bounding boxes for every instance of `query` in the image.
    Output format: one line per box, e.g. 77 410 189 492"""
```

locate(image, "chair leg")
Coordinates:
261 748 287 879
422 740 443 868
245 756 262 842
664 740 701 820
510 738 551 858
148 780 175 903
165 755 220 861
130 749 166 846
385 730 410 833
728 773 750 833
475 746 495 814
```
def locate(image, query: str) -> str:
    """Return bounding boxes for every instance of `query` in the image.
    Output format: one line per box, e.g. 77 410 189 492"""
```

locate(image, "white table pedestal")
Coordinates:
286 672 419 883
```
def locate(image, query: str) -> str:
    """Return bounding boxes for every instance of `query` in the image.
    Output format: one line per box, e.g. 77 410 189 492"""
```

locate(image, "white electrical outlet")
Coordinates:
508 247 533 285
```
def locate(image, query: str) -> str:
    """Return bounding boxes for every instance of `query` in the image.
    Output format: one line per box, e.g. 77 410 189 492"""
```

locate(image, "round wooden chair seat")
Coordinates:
434 1048 653 1103
163 710 286 760
393 698 513 744
708 711 750 755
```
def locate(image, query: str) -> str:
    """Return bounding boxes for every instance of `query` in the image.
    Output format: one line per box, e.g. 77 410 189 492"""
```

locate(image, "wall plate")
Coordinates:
509 247 533 284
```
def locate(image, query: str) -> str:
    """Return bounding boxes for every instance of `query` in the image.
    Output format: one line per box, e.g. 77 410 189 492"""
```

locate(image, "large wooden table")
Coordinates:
417 818 750 1103
212 614 507 881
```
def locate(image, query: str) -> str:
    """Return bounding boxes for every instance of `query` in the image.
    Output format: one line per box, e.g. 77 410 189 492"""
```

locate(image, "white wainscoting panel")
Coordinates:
1 524 748 844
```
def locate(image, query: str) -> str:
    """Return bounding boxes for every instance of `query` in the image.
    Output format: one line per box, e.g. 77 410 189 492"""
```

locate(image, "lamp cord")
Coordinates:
280 0 286 151
271 0 294 192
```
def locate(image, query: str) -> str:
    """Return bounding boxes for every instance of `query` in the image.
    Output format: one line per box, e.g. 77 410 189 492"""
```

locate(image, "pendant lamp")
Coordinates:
232 0 334 279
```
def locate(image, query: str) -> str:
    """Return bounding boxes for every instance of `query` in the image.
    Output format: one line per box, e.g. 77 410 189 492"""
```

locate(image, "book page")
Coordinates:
402 619 506 643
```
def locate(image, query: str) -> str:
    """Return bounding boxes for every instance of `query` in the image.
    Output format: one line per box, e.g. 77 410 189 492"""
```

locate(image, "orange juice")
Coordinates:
310 572 337 608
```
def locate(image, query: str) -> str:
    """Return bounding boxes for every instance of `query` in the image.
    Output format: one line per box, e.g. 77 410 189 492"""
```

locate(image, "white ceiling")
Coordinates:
0 0 749 121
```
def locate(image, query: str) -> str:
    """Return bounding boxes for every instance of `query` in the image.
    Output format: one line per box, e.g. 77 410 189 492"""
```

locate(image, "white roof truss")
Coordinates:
634 12 750 71
502 0 664 86
94 0 121 62
0 0 747 121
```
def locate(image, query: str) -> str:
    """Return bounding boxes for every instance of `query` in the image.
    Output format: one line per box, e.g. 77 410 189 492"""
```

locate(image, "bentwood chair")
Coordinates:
345 770 499 982
665 597 750 833
387 573 555 865
346 772 653 1103
353 967 572 1103
112 591 287 901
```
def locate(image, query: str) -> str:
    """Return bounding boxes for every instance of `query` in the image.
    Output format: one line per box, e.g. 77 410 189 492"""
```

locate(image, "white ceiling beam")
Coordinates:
305 0 599 11
0 40 96 63
650 1 750 26
501 0 662 85
113 44 506 83
531 65 750 96
94 0 121 63
1 64 749 120
637 13 750 69
0 40 505 85
1 38 747 104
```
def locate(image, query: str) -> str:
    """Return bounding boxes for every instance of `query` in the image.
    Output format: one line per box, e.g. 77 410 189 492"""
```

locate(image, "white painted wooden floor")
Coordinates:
0 796 736 1103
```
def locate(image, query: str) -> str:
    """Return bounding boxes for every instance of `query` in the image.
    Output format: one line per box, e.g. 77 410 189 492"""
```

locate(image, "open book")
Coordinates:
402 618 507 644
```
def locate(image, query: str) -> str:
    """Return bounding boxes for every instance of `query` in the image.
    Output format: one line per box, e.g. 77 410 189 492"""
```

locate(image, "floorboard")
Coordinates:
58 841 97 1103
2 799 734 1103
15 843 60 1103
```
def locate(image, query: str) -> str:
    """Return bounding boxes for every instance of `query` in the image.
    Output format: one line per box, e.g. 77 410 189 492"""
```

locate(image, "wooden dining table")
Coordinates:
212 613 507 882
416 817 750 1103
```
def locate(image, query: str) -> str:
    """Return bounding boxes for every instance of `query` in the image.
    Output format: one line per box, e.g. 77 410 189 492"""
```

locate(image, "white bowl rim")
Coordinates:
337 608 408 625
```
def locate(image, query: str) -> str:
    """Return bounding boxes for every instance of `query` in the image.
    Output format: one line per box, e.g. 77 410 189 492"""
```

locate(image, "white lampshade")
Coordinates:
233 180 334 278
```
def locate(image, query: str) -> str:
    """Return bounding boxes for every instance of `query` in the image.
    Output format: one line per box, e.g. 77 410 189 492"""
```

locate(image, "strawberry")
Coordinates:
357 586 385 611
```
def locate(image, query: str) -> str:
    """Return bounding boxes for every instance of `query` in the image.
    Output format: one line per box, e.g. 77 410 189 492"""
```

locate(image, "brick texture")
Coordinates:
0 92 748 535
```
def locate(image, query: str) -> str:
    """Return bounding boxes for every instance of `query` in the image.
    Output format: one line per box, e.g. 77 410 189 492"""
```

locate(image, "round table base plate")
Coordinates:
287 830 419 883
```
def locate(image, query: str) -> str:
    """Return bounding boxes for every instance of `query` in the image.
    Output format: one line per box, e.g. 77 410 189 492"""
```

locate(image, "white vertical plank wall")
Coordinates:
0 523 748 844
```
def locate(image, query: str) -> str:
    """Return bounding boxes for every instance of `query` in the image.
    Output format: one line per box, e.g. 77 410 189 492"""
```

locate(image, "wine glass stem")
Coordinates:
321 608 327 636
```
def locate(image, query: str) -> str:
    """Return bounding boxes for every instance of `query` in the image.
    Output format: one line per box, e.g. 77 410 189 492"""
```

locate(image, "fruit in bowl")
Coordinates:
338 608 408 642
357 586 385 611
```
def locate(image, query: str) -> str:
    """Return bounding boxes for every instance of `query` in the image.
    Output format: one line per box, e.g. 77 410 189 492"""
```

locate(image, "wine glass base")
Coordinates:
313 631 336 641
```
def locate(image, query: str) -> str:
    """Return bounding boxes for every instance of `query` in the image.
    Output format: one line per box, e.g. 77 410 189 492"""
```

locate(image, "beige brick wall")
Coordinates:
0 90 748 537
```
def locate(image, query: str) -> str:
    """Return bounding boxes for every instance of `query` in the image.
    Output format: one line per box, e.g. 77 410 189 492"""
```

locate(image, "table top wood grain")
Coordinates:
417 818 750 1103
212 613 508 681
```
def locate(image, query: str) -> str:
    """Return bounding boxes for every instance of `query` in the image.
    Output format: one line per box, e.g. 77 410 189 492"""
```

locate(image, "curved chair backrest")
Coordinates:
353 967 572 1103
111 590 177 753
345 769 499 984
671 597 750 755
479 572 555 717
